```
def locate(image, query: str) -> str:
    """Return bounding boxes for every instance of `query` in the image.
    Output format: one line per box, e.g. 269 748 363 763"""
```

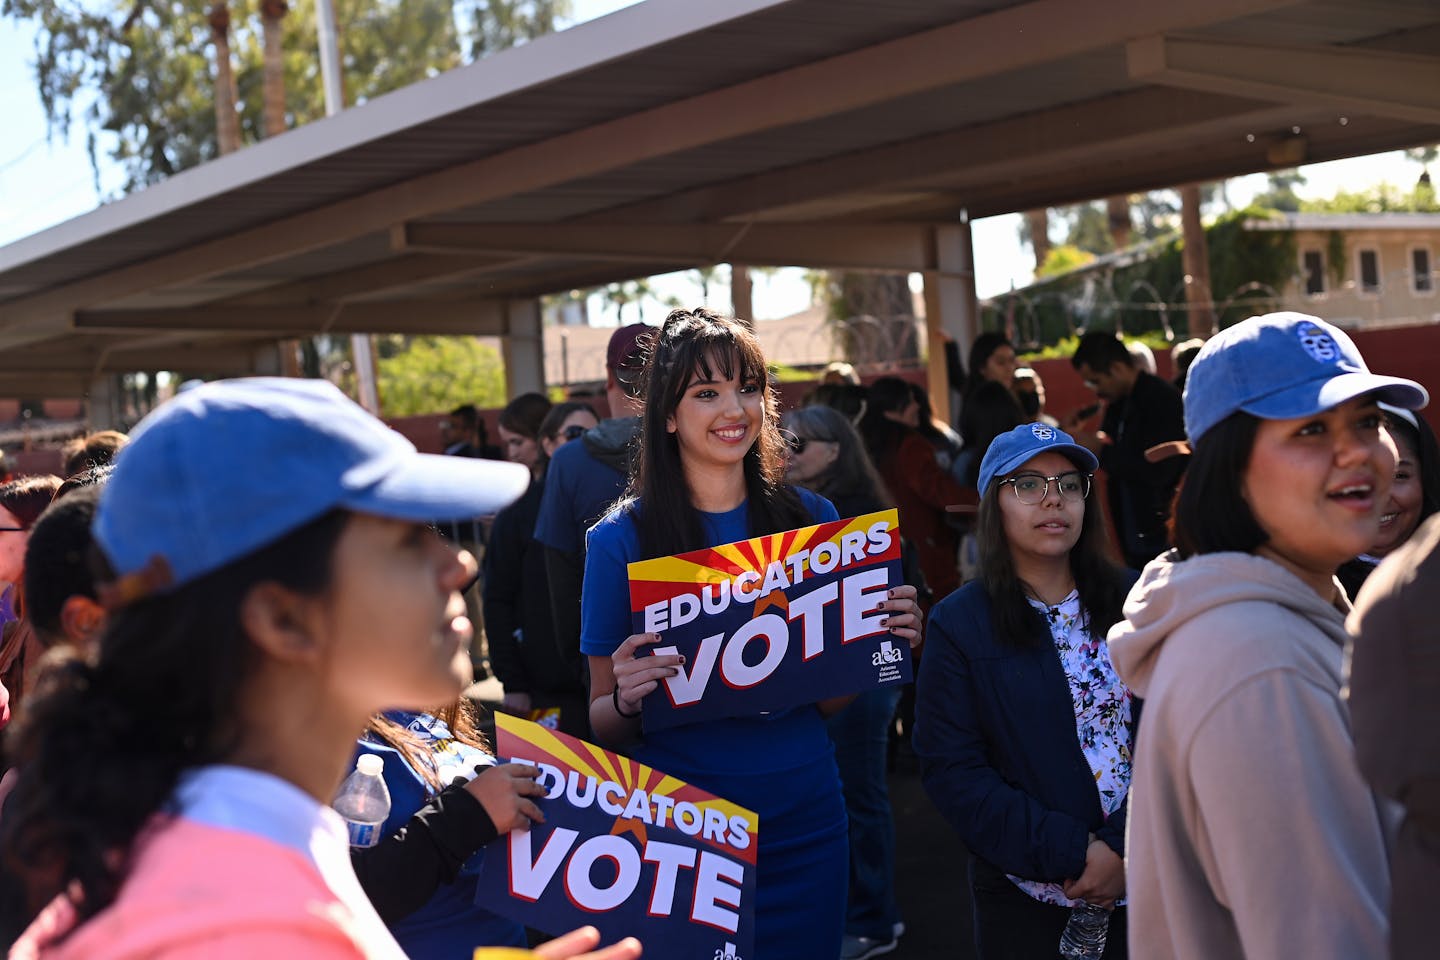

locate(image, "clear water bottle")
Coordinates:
1058 902 1111 959
334 754 391 848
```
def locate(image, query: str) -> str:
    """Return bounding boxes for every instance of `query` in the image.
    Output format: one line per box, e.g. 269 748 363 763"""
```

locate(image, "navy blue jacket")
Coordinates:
914 576 1139 883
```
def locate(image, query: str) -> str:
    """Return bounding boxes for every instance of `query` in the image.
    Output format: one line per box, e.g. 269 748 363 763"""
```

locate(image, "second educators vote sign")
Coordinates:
627 509 912 732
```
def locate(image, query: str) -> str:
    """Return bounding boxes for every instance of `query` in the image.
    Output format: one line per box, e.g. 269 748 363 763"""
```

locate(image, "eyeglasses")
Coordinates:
561 424 588 441
999 471 1091 504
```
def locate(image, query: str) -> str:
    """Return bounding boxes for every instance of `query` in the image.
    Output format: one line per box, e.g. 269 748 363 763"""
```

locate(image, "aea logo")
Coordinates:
872 640 903 666
714 943 742 960
1030 423 1056 441
1296 322 1341 364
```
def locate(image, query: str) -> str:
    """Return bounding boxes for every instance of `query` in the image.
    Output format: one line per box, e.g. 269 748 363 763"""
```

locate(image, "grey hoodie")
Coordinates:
1107 551 1391 960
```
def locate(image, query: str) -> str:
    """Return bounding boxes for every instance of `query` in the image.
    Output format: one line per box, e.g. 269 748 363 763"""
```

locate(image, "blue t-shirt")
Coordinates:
356 712 526 958
533 434 627 554
579 487 847 843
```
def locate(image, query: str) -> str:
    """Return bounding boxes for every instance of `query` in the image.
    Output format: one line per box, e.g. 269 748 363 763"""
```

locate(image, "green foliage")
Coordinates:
983 206 1296 348
1017 329 1173 363
377 335 506 416
1299 182 1438 214
4 0 569 192
1037 244 1095 278
1063 202 1114 255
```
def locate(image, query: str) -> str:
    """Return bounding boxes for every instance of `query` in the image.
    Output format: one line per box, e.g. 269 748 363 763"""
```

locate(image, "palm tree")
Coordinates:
208 3 241 155
1179 184 1217 337
1024 209 1051 273
260 0 289 137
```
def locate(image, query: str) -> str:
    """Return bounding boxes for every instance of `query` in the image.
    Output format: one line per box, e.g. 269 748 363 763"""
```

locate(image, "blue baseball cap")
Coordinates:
1183 312 1427 444
978 422 1099 495
95 378 530 593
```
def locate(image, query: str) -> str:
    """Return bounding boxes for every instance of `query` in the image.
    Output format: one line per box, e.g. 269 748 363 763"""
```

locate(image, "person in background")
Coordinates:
485 400 598 737
1125 341 1156 376
1107 312 1424 959
60 430 128 479
0 378 539 957
1066 332 1187 569
1338 404 1440 598
535 323 653 690
1013 367 1059 427
1347 513 1440 960
808 382 870 424
0 475 63 707
349 698 546 958
1169 338 1205 394
821 361 862 386
496 393 552 474
439 405 482 458
909 381 965 484
582 309 923 958
916 424 1135 960
782 404 907 960
860 376 975 601
956 333 1025 487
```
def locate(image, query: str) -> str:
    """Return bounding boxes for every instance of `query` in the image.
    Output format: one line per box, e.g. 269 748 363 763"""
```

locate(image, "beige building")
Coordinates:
1248 212 1440 329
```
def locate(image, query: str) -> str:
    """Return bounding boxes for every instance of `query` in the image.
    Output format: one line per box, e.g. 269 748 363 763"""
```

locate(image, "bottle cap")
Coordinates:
356 755 384 777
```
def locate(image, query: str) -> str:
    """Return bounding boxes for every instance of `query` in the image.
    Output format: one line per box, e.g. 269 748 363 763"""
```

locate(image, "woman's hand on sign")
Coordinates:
612 632 684 715
464 762 546 834
532 925 642 960
878 584 923 650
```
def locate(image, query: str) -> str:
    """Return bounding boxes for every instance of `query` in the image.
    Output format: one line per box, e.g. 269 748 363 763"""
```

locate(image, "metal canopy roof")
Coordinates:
0 0 1437 396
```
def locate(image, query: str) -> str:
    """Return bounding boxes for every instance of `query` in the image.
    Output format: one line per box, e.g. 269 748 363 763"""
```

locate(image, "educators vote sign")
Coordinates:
627 509 912 732
476 714 758 959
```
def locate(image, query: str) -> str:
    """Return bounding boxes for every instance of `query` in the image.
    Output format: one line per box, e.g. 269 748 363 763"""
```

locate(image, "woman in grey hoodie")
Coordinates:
1106 312 1427 960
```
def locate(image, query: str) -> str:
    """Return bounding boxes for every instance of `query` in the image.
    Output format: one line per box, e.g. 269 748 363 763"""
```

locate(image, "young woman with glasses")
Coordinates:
915 423 1136 960
484 399 598 736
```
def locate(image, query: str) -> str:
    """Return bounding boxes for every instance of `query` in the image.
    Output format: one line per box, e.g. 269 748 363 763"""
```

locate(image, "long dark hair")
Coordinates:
1169 413 1267 559
781 405 892 514
0 510 350 937
976 465 1128 647
1386 410 1440 532
623 308 807 559
857 376 914 468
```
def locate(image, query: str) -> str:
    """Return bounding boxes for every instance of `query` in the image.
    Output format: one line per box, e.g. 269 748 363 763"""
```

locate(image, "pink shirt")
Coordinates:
11 766 407 960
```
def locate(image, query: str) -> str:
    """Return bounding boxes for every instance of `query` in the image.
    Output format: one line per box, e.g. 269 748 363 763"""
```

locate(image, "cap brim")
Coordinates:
342 453 530 522
1243 372 1428 422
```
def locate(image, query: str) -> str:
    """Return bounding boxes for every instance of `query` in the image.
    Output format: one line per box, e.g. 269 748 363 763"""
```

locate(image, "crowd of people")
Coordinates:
0 307 1432 960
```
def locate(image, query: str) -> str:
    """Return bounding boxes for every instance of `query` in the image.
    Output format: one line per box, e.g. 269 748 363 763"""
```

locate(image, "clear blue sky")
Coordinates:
0 1 1428 314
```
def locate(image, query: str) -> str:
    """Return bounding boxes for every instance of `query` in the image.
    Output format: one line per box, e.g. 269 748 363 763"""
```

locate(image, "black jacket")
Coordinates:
915 577 1140 881
484 479 586 698
1098 371 1187 567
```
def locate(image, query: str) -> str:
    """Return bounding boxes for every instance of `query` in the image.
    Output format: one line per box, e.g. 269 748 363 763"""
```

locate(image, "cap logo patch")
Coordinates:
1296 322 1340 364
1030 424 1055 441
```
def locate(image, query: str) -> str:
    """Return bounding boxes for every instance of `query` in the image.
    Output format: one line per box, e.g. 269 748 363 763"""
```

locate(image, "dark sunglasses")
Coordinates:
785 434 831 454
561 424 588 441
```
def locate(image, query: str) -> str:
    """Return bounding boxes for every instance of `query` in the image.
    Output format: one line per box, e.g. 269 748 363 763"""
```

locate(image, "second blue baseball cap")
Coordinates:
1183 312 1427 444
95 377 530 593
978 422 1099 495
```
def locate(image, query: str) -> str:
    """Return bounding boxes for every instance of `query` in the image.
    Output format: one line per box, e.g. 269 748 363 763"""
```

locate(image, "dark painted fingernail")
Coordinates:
679 655 687 664
880 617 889 626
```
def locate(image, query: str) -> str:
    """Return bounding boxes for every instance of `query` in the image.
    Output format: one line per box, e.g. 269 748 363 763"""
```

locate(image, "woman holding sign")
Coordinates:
583 308 923 959
914 423 1136 960
0 379 640 960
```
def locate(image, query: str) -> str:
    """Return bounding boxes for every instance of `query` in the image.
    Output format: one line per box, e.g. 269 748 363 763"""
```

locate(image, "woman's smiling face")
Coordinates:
666 349 764 471
1243 395 1396 591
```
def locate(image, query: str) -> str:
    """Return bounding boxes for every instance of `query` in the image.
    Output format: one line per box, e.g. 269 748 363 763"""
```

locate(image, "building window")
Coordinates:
1358 248 1381 294
1414 248 1434 295
1302 250 1325 296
